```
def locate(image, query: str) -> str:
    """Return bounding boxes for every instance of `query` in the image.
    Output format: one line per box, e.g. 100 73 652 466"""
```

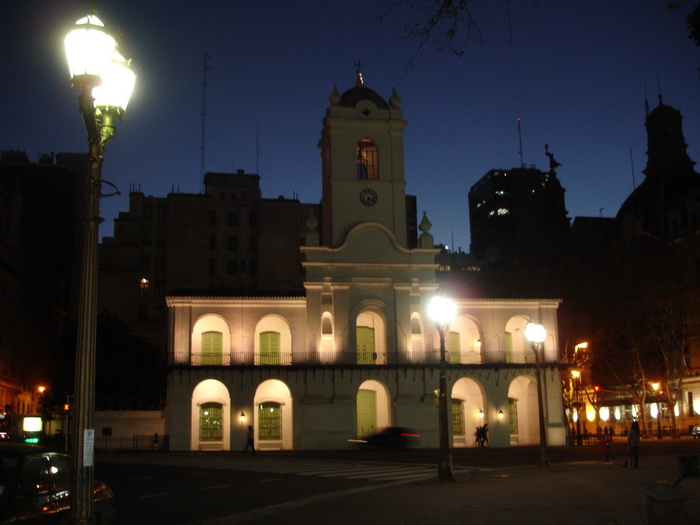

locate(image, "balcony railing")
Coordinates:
184 350 544 367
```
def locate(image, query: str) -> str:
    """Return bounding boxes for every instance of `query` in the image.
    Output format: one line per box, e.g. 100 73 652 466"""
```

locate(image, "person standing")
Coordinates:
243 425 256 455
623 420 640 468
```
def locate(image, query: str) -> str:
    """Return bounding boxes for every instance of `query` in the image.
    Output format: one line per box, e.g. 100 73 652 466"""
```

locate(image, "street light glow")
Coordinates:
65 14 116 80
525 322 546 344
428 296 457 327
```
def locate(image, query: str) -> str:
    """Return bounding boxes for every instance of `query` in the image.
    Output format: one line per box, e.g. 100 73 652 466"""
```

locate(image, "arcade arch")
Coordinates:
356 380 390 438
191 379 231 451
507 375 539 445
451 378 487 447
254 379 293 450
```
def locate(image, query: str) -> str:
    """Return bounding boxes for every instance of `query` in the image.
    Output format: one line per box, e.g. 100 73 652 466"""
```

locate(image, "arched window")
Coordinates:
199 403 223 442
356 139 378 180
356 310 386 364
321 314 335 356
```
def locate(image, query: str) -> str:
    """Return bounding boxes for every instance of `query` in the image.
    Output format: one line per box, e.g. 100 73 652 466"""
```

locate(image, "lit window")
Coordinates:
199 403 222 442
451 399 465 436
259 402 281 440
356 139 378 179
139 278 149 296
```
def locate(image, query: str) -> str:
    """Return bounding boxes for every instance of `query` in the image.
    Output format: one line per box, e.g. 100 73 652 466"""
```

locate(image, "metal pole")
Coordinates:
575 378 582 446
437 326 454 481
71 83 104 525
533 343 550 467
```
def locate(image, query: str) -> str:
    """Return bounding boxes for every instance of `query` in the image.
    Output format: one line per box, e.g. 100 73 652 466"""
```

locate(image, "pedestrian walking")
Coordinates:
243 425 256 455
601 427 612 465
622 420 640 468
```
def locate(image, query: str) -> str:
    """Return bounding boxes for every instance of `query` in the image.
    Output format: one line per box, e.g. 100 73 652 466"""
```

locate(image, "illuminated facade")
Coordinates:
165 79 566 451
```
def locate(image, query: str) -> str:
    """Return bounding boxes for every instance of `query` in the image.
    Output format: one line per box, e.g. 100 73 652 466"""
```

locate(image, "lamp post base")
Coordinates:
438 454 455 482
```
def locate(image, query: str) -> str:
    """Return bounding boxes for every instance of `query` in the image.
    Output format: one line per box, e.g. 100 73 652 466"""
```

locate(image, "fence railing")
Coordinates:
94 434 168 451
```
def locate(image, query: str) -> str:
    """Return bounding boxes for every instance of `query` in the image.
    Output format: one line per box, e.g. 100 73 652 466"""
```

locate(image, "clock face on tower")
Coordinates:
359 188 378 207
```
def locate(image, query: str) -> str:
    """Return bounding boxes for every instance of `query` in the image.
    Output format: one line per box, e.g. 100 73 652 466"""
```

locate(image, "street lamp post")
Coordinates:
525 322 550 468
571 370 582 446
573 342 587 446
428 295 457 482
652 382 663 440
64 10 135 525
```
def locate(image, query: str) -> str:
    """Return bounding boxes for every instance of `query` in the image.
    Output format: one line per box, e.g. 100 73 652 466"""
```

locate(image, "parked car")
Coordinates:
351 427 420 450
0 443 114 524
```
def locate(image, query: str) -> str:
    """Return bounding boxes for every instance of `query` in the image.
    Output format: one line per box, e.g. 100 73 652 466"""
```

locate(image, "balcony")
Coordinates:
184 350 510 367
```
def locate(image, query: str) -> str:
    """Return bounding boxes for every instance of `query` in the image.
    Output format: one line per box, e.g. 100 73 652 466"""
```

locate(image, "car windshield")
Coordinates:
0 455 18 496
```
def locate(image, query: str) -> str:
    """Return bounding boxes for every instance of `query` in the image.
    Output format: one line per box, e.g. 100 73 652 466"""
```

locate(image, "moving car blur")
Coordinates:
349 427 420 450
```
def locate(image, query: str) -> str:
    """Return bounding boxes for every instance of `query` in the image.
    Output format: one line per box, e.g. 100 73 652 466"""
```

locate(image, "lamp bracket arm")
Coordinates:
100 179 121 198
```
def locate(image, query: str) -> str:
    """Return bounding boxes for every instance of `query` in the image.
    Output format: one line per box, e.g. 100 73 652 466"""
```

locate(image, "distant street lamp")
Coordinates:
651 382 663 440
64 9 135 525
428 295 457 481
525 322 550 468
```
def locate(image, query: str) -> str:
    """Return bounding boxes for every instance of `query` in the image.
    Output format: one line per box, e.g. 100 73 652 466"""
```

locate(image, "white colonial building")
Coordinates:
165 76 566 451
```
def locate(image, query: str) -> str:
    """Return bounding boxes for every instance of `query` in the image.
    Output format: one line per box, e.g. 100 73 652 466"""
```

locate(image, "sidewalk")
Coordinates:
217 453 700 525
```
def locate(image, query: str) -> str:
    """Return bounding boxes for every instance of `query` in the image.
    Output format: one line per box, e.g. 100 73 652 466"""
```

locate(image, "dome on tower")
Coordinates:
339 85 389 109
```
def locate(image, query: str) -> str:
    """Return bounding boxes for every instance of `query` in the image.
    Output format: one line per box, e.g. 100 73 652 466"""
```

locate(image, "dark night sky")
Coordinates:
2 1 698 251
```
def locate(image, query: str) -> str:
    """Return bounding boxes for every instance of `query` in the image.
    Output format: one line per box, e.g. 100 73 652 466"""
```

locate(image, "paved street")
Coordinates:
98 439 700 524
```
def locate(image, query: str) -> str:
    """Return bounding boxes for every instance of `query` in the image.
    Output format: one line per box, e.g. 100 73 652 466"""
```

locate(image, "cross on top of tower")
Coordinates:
354 60 364 86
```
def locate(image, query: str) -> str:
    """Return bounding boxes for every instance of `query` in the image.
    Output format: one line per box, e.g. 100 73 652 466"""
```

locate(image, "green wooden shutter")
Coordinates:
201 332 222 365
260 331 280 364
356 326 375 364
448 331 461 364
357 389 377 437
504 332 513 363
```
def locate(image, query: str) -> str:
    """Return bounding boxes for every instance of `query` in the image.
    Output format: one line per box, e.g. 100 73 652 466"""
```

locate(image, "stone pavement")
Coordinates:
210 452 700 525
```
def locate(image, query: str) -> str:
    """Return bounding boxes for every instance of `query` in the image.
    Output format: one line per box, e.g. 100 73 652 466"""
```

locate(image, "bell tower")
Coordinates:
318 74 408 248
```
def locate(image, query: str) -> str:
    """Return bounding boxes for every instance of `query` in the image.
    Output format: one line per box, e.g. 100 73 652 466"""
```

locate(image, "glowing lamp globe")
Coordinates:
525 323 546 344
428 296 457 327
92 52 136 110
65 13 116 81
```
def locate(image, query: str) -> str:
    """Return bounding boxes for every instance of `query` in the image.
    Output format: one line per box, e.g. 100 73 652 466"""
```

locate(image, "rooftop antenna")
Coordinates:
517 117 525 168
200 52 212 189
629 147 637 190
656 76 664 106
